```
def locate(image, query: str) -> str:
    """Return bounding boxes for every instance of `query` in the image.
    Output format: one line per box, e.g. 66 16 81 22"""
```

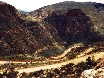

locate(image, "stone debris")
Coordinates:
81 67 104 78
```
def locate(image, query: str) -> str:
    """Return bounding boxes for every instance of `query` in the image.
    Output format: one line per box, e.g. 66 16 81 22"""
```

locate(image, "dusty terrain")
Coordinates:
15 52 104 73
0 45 104 73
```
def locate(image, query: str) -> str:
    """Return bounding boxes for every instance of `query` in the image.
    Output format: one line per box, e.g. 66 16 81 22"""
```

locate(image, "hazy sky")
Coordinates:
1 0 104 11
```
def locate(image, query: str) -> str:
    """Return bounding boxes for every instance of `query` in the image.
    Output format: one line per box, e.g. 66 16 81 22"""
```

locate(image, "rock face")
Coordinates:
44 9 94 43
81 58 104 78
0 1 104 56
80 68 104 78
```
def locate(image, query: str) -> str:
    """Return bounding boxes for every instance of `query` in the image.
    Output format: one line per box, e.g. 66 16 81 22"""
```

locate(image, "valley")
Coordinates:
0 1 104 78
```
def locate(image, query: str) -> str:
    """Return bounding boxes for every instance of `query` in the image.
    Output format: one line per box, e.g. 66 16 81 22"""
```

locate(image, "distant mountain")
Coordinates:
18 9 28 14
0 1 104 57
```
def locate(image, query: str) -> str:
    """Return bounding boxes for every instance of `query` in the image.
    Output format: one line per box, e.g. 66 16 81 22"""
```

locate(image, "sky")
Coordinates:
1 0 104 12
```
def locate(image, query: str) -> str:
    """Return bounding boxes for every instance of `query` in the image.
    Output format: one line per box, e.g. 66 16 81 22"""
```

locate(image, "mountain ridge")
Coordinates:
0 1 104 57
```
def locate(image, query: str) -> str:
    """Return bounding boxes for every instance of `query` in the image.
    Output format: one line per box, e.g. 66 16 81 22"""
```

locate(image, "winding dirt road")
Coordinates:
15 52 104 73
51 45 81 59
0 44 103 73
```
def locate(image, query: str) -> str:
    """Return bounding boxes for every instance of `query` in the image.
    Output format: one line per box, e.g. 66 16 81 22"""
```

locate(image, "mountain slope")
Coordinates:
29 1 104 35
0 1 64 56
0 1 104 57
0 2 41 55
29 1 104 43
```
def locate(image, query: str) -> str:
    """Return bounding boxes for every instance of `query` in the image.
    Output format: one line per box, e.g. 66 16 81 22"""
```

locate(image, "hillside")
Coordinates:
29 1 104 36
0 1 104 58
0 1 104 77
0 2 41 56
28 1 104 57
0 1 64 56
29 1 104 42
